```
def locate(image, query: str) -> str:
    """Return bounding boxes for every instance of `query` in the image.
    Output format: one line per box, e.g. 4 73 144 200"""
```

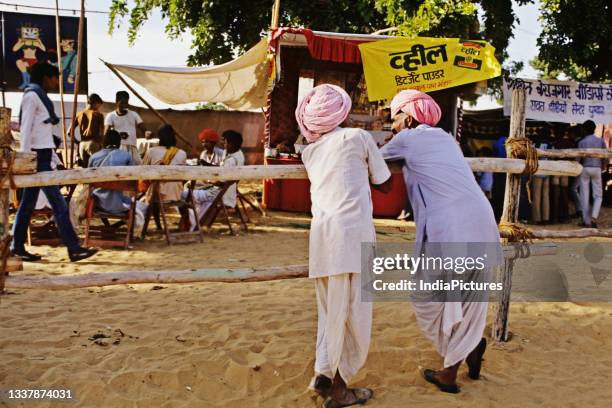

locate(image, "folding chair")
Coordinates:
200 181 248 234
237 187 266 219
84 181 138 249
140 181 204 245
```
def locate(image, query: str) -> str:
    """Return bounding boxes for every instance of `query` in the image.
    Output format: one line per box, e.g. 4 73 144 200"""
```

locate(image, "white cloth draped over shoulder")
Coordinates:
380 124 502 368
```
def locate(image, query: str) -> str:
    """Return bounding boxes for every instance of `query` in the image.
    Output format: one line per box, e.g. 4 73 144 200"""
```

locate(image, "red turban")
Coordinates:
198 128 219 142
390 90 442 127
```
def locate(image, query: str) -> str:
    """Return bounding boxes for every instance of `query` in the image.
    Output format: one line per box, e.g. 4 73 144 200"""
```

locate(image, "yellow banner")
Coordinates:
359 37 501 101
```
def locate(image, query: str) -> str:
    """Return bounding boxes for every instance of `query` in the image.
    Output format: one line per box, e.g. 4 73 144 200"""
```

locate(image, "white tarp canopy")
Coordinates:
106 39 269 110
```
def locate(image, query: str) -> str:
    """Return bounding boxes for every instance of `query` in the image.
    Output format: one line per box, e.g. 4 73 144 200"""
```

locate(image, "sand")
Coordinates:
1 195 612 407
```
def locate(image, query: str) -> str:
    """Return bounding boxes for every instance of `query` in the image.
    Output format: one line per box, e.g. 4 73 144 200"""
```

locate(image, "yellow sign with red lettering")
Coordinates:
358 37 501 101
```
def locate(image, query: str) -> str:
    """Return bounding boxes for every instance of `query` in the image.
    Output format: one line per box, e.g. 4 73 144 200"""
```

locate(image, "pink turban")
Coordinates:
295 84 352 143
390 90 442 127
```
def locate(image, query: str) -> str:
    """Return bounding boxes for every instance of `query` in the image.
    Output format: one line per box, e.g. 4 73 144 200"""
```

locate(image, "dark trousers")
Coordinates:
11 149 80 252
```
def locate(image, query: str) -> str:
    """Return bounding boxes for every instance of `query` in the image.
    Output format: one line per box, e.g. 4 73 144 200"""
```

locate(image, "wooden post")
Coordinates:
103 61 195 151
0 107 13 293
54 0 68 162
68 0 85 168
271 0 281 28
493 88 526 342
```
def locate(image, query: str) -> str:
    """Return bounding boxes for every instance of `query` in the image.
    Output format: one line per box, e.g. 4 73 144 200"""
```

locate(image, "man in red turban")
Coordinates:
198 128 223 166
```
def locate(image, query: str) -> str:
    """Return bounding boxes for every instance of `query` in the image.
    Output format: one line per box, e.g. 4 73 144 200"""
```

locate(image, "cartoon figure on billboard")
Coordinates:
52 38 78 92
12 25 46 89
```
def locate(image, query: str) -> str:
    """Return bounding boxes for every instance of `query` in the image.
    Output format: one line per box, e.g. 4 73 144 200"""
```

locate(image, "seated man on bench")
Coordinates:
185 130 245 229
89 129 144 227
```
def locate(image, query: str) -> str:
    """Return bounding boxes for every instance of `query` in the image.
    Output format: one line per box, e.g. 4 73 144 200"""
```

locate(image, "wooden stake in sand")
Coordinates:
67 0 86 168
0 107 21 292
493 89 527 342
54 0 68 161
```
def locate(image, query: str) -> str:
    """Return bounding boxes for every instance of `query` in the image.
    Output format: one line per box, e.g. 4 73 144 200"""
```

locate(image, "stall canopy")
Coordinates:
104 29 392 110
105 28 500 110
105 39 270 110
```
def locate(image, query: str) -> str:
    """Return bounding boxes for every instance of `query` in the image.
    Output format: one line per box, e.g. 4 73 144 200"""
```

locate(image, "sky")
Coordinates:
1 0 543 116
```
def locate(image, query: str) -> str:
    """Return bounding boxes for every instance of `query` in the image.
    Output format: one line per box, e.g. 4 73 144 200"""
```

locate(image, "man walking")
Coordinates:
577 120 606 228
12 62 98 262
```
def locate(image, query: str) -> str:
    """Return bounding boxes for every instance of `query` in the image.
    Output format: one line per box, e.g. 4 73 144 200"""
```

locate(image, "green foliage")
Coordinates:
108 0 388 66
534 0 611 82
108 0 531 69
195 101 227 111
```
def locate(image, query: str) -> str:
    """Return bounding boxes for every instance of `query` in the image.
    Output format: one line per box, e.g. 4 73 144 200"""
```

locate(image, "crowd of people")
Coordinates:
14 61 609 408
13 62 244 262
470 120 608 228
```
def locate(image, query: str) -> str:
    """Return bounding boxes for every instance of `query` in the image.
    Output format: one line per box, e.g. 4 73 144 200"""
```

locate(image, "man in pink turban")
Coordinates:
297 84 392 407
380 90 502 393
295 83 352 143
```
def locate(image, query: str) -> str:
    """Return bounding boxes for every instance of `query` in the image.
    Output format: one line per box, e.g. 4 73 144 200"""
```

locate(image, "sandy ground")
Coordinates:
1 185 611 407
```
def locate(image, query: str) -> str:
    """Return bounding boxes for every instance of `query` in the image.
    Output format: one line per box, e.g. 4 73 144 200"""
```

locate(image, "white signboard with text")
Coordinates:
503 77 612 124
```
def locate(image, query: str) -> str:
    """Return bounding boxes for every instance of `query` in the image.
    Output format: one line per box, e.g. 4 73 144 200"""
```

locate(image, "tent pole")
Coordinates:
103 61 195 151
54 0 68 163
68 0 85 168
271 0 281 28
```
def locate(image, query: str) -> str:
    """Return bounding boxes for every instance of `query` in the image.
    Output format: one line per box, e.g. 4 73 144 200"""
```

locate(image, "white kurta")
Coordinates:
380 124 501 368
302 127 391 278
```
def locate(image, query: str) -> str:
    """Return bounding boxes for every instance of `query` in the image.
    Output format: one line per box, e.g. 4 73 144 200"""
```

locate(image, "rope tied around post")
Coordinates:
505 137 539 176
506 137 539 203
498 222 535 243
0 146 17 191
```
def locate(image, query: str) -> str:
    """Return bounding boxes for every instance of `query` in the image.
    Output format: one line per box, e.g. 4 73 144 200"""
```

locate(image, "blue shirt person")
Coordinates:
88 129 137 214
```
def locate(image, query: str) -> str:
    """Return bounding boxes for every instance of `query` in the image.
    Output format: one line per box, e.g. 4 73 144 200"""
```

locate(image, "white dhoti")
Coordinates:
184 188 220 229
411 267 488 368
313 273 372 384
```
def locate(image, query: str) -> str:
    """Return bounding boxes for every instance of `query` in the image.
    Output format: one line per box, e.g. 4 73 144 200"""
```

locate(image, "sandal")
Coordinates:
466 337 487 380
314 375 332 398
423 369 460 394
324 387 373 408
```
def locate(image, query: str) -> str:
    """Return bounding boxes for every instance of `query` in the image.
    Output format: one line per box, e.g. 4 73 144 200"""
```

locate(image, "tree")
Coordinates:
532 0 611 82
108 0 387 66
108 0 531 70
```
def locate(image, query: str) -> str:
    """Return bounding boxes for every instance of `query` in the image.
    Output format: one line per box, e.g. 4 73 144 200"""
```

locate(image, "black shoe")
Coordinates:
11 249 42 262
423 369 460 394
68 247 98 262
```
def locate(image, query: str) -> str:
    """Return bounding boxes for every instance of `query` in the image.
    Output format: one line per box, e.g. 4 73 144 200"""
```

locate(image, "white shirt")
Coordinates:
302 127 391 278
220 150 245 207
18 91 55 152
200 146 224 165
104 110 143 146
